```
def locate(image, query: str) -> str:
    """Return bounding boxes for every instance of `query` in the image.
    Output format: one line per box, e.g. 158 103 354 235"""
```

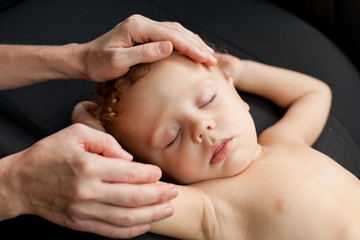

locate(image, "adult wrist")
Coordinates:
0 152 27 220
54 43 89 80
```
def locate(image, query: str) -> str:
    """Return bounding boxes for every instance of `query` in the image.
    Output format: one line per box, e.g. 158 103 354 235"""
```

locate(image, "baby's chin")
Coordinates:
165 161 249 185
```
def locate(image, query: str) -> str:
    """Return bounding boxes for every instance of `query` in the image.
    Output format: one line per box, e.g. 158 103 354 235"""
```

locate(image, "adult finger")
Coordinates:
123 15 216 65
73 124 133 161
72 201 174 228
159 23 213 61
115 41 173 68
153 28 217 66
94 181 178 207
88 154 162 183
142 25 210 63
70 217 151 239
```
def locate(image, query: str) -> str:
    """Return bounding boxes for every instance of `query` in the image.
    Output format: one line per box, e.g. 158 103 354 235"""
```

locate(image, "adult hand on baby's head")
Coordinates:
80 14 217 82
1 124 177 238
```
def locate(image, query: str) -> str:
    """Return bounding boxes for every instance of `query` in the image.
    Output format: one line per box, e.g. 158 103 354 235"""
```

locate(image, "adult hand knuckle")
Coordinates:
63 213 80 229
121 211 136 226
104 132 116 146
126 228 140 239
71 157 97 183
106 228 120 239
158 186 168 202
128 14 142 21
108 50 128 73
151 208 164 222
171 21 183 28
127 167 140 182
138 44 153 59
70 123 87 135
125 14 143 27
65 204 80 218
108 228 135 239
73 156 89 173
72 184 91 201
195 33 202 41
129 189 144 207
72 122 85 130
104 224 141 239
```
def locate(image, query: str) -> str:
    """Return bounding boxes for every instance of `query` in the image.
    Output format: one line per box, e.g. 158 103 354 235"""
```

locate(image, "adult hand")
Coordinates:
1 124 177 238
0 14 216 90
80 14 217 82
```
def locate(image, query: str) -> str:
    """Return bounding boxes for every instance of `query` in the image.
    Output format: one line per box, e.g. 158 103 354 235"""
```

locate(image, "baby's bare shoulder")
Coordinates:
258 123 307 147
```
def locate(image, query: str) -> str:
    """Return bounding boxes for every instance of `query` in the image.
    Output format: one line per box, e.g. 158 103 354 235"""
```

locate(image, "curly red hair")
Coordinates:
95 63 151 136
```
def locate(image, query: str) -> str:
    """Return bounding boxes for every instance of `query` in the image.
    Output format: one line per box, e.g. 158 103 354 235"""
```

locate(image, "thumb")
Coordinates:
79 126 133 161
123 41 173 66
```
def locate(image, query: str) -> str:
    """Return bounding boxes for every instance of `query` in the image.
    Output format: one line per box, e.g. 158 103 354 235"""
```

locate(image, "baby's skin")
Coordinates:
73 53 360 239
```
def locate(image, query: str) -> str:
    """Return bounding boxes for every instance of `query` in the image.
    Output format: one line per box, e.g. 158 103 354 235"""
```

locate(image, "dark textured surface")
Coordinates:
0 0 359 239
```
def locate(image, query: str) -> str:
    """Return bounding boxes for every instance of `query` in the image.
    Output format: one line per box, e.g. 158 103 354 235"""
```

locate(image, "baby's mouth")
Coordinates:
210 138 233 164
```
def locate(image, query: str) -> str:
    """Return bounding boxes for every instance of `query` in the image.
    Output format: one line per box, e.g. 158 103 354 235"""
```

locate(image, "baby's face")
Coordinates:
113 54 259 184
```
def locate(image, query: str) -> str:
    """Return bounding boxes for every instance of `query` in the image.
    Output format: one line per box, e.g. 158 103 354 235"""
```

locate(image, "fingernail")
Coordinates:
121 150 133 160
158 41 172 55
151 166 162 181
209 55 217 64
141 224 151 233
206 45 214 54
169 187 178 198
164 207 174 218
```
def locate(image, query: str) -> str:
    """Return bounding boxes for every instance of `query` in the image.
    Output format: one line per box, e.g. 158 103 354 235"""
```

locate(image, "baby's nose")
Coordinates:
192 118 215 143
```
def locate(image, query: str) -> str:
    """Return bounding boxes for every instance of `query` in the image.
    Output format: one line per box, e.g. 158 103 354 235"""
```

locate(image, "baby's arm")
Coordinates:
150 184 218 239
219 54 332 145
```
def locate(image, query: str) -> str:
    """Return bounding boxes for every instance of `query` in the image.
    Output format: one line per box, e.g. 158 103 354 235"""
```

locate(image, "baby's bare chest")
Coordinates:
216 147 360 240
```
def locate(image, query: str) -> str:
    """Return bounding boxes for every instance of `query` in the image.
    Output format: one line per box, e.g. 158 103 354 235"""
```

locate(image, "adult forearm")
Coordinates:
0 15 217 91
0 44 85 90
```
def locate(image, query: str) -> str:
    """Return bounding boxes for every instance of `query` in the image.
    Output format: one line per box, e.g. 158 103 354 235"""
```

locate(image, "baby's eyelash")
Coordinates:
166 129 182 148
200 93 218 109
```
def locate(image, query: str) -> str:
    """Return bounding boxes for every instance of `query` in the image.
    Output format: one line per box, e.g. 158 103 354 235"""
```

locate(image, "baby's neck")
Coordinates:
253 143 264 162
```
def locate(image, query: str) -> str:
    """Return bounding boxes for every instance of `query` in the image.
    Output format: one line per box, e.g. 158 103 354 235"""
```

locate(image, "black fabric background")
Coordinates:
0 0 359 239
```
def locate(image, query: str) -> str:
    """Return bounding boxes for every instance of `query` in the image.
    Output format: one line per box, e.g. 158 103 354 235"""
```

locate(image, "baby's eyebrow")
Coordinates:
148 124 161 148
148 116 169 149
147 76 215 147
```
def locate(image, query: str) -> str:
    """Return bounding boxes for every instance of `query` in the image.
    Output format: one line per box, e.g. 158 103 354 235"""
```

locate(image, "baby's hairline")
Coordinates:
96 51 233 162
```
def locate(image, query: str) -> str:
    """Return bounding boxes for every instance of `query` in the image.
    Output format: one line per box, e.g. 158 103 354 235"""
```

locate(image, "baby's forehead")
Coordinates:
118 53 221 111
147 53 224 84
113 55 227 156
